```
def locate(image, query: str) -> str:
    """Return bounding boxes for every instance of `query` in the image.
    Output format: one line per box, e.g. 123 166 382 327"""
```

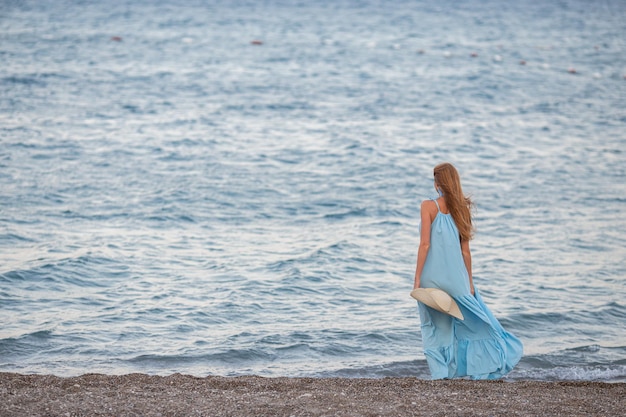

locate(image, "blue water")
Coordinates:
1 0 625 382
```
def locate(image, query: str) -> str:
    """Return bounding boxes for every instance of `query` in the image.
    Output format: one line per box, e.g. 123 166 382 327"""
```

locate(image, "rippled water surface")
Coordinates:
1 0 625 381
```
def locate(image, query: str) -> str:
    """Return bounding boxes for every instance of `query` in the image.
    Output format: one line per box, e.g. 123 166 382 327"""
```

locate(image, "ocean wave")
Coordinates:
127 349 275 367
1 76 47 87
508 302 626 330
0 254 128 288
0 330 56 357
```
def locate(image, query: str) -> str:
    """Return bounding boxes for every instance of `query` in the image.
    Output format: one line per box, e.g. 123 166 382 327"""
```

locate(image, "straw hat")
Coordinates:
410 288 464 320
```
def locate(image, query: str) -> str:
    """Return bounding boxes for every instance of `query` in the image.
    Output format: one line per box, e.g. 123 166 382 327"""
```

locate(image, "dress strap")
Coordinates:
432 198 441 213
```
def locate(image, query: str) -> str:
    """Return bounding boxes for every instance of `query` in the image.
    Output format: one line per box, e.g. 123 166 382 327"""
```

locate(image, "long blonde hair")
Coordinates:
433 163 474 241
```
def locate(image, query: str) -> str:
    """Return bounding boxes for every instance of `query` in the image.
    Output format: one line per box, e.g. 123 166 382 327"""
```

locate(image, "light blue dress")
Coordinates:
417 199 523 380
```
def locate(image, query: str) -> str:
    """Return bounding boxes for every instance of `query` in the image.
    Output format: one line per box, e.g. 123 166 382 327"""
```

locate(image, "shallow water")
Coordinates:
1 0 625 381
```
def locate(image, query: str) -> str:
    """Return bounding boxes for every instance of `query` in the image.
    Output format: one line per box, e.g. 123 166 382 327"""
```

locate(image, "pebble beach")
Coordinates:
1 373 624 416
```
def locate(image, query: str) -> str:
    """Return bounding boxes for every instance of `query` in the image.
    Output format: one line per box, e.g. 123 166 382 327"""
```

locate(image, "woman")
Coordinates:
413 162 522 380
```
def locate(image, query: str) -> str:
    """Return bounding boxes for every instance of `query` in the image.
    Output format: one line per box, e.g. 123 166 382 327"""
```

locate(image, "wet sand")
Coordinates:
1 372 624 416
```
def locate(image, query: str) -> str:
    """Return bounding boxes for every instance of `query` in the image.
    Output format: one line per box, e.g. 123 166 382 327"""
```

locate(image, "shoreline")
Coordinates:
1 372 624 416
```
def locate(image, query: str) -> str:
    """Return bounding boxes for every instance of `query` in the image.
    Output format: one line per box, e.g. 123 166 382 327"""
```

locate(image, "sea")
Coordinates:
1 0 625 382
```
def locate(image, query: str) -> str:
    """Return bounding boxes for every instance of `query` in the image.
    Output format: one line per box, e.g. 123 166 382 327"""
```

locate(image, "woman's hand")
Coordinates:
413 273 420 290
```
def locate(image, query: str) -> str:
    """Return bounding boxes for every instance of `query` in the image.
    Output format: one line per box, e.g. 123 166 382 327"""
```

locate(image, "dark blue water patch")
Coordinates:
507 302 626 337
0 255 130 288
145 213 197 224
601 302 626 320
0 232 36 244
180 310 231 327
1 76 46 87
0 270 30 283
572 303 626 325
166 138 214 148
127 348 275 367
499 313 589 343
266 258 302 273
324 208 368 220
316 359 431 379
0 330 56 357
274 343 312 356
0 291 22 307
302 331 391 357
121 104 144 114
524 345 626 368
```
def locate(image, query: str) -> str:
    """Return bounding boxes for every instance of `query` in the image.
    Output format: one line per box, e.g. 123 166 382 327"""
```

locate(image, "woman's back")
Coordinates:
420 198 471 297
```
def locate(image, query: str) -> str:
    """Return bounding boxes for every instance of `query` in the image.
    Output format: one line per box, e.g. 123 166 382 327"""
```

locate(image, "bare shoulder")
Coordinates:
420 199 437 216
420 199 436 210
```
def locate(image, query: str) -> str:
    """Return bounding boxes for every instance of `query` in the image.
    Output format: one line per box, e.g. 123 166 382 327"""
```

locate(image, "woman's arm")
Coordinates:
413 200 435 289
461 239 474 295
